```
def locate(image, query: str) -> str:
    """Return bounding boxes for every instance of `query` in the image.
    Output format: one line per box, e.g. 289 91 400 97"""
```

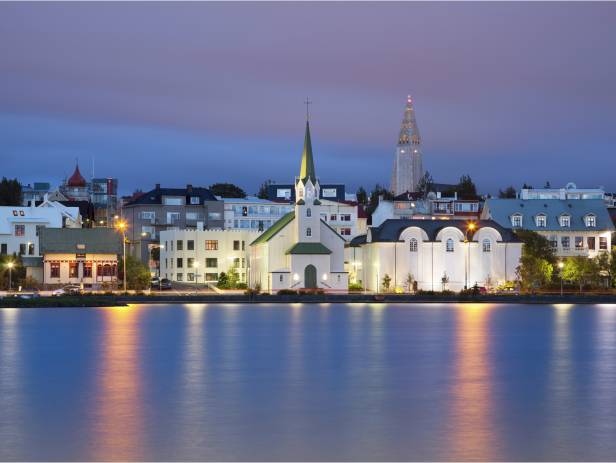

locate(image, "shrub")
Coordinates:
349 282 363 291
277 289 298 295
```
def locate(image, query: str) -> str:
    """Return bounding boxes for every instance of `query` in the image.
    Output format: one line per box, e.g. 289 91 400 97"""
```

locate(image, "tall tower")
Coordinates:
390 95 423 195
295 120 322 243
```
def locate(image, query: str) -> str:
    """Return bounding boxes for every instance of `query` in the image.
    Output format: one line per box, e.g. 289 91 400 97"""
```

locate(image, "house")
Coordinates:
249 121 348 293
481 198 614 258
39 228 122 287
221 196 294 232
352 219 522 292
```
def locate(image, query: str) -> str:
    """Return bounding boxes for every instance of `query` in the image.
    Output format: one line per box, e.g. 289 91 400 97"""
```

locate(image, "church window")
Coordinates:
279 275 283 283
446 238 454 252
409 238 418 252
482 239 491 252
306 208 311 217
306 227 312 237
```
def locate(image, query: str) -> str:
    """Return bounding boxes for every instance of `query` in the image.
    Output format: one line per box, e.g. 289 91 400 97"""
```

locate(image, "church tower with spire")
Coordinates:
391 95 423 195
294 121 322 244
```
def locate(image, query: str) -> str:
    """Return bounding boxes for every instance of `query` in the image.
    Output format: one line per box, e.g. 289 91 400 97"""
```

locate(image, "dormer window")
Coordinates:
560 214 571 227
535 214 547 227
585 214 596 227
511 213 523 228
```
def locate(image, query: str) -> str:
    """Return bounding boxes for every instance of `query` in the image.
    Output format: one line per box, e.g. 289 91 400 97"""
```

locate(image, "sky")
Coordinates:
1 2 616 196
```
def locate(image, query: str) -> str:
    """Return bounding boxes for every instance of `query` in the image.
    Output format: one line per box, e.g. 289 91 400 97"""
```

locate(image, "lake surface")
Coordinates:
1 303 616 461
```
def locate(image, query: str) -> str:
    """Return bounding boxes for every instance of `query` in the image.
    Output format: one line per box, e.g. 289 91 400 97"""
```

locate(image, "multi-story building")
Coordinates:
391 95 424 196
22 182 53 206
122 184 224 266
481 198 614 258
159 228 259 284
318 199 366 240
221 196 293 232
519 182 606 201
266 182 346 202
91 177 119 225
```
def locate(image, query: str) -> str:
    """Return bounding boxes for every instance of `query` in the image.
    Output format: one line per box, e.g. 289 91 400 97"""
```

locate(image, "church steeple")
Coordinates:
391 95 424 195
398 95 421 146
299 121 316 184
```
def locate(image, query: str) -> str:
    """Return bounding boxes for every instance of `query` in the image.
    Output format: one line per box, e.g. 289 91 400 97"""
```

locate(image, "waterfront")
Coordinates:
1 303 616 461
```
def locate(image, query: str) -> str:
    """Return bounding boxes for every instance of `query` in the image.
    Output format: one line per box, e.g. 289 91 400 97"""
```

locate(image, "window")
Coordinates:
588 237 596 250
84 262 92 278
561 236 570 249
1 243 7 255
585 215 596 227
205 240 218 250
190 196 200 205
186 212 202 221
167 212 180 224
233 257 240 268
549 236 558 250
187 258 194 268
177 258 183 268
19 243 26 255
340 228 352 236
176 273 183 281
15 224 25 236
233 240 240 251
306 208 312 217
206 258 217 268
446 238 454 252
575 236 584 250
177 240 184 251
340 214 351 222
535 214 547 227
50 262 60 278
330 214 337 221
163 197 183 205
600 237 608 250
306 227 312 237
187 240 194 251
511 214 522 228
141 226 154 237
69 262 78 278
140 211 155 220
560 214 571 227
279 275 283 283
409 238 418 252
187 273 195 282
242 241 245 251
482 239 491 252
208 212 222 220
241 258 245 268
205 273 218 281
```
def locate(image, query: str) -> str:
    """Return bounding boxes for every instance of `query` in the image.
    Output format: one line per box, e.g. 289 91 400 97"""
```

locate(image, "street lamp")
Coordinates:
193 261 200 289
115 220 127 292
6 261 14 292
464 222 476 290
558 261 564 296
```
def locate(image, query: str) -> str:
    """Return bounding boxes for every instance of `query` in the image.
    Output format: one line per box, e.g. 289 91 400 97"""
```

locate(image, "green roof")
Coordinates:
285 242 332 255
299 121 316 184
39 228 122 254
251 211 295 245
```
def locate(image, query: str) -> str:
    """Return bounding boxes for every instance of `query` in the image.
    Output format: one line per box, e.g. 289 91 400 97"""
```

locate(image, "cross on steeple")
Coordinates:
304 97 312 121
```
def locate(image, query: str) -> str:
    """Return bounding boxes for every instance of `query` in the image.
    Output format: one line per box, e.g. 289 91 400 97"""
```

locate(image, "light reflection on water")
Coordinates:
1 303 616 461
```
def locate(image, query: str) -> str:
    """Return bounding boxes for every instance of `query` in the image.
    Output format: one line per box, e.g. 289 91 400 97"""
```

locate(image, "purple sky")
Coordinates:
1 2 616 196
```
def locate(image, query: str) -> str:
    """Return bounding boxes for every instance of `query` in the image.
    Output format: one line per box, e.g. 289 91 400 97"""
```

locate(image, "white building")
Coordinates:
318 199 366 240
159 228 260 284
481 198 614 258
249 121 348 293
351 219 522 292
520 182 605 201
221 196 293 232
391 95 424 196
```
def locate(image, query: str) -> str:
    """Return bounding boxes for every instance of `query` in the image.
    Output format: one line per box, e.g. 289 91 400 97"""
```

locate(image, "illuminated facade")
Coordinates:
391 96 424 195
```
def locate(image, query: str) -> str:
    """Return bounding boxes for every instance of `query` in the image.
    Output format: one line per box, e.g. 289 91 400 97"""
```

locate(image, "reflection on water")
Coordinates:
447 304 499 461
2 303 616 461
90 306 144 461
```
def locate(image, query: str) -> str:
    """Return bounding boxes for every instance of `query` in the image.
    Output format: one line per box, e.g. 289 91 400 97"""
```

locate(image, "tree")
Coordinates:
594 250 615 288
515 230 556 264
515 230 556 292
209 183 246 198
405 273 415 293
227 267 240 288
382 274 392 292
562 256 598 293
257 180 273 199
498 186 517 198
217 272 229 289
118 255 151 290
0 177 22 206
417 171 434 198
356 187 368 206
455 174 479 200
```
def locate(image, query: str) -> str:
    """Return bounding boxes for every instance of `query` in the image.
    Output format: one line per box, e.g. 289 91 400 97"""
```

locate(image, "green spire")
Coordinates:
299 121 316 184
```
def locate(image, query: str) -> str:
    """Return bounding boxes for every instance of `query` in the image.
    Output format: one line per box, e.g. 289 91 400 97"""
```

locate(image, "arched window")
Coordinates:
306 227 312 237
482 239 491 252
306 208 311 217
409 238 418 252
446 238 454 252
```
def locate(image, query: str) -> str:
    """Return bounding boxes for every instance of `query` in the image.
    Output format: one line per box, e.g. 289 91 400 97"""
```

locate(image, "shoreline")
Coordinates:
2 293 616 308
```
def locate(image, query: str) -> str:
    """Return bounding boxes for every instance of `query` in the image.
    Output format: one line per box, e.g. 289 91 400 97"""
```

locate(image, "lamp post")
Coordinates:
464 222 476 290
7 261 14 292
115 220 127 292
558 261 564 297
193 261 200 290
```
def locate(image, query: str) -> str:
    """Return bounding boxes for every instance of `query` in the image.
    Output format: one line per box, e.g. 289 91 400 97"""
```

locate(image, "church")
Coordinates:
249 121 349 293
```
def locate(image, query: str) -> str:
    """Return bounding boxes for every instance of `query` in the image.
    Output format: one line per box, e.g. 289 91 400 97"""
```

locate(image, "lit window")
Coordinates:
560 214 571 227
482 239 491 252
446 238 454 252
585 215 596 227
511 214 522 228
575 236 584 249
14 224 25 236
205 240 218 250
600 237 608 250
561 236 570 249
535 214 547 227
409 238 418 252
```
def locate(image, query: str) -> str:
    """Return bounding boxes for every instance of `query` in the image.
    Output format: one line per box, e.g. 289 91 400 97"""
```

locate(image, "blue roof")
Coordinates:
483 199 615 232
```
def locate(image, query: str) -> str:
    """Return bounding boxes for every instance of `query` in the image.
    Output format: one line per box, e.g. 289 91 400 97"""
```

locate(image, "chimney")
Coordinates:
155 183 160 190
187 184 193 194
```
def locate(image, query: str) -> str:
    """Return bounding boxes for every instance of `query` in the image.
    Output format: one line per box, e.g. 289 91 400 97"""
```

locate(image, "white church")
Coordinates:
249 121 349 292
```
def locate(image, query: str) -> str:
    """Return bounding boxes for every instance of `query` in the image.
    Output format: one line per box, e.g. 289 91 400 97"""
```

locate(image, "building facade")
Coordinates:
266 182 346 202
250 121 348 293
159 228 259 284
122 184 224 266
352 219 522 292
222 196 294 232
481 198 614 258
39 228 122 287
391 96 424 196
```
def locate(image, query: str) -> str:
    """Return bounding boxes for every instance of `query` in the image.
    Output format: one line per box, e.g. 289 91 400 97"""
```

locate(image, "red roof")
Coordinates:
67 164 86 187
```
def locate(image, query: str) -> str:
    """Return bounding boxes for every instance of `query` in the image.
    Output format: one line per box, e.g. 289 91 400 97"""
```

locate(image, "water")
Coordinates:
1 303 616 461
